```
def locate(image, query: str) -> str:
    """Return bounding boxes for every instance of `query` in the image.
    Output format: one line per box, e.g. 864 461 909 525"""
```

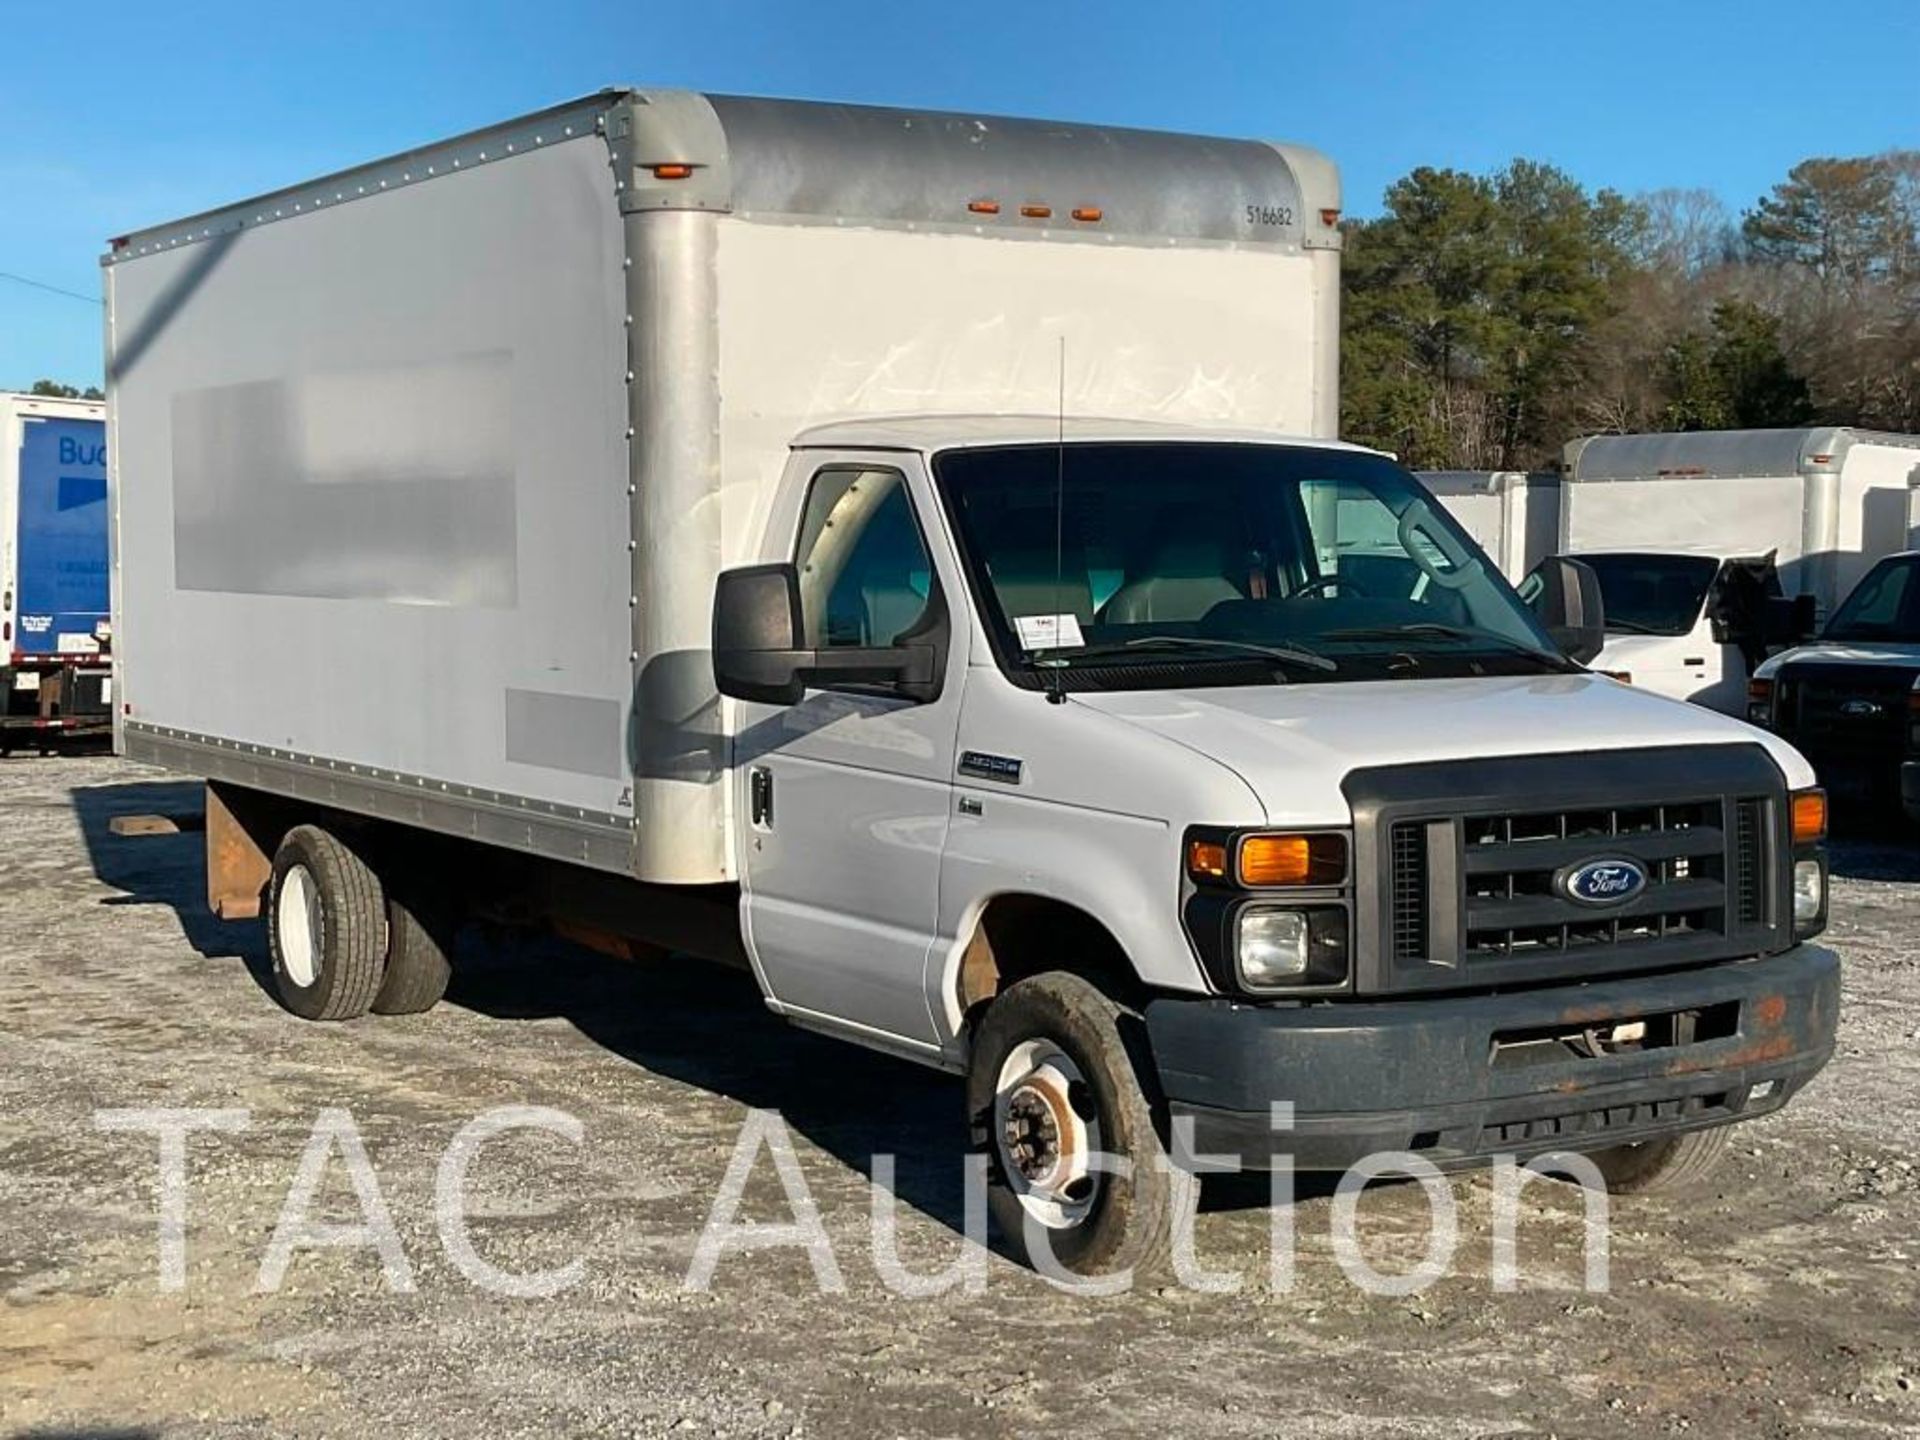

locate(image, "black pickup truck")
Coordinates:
1749 552 1920 826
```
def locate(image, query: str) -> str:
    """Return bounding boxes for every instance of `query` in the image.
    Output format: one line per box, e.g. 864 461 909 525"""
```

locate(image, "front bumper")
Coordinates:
1145 945 1839 1171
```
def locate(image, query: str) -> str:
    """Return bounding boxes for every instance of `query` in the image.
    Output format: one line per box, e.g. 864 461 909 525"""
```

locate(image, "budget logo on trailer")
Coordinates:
1557 857 1649 906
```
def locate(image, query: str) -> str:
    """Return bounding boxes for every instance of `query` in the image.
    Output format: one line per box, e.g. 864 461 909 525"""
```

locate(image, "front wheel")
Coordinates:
1582 1125 1733 1194
966 972 1179 1277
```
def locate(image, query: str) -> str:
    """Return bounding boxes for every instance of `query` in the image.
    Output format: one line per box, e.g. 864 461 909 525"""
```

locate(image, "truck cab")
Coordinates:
713 418 1840 1272
1579 550 1808 713
1749 551 1920 825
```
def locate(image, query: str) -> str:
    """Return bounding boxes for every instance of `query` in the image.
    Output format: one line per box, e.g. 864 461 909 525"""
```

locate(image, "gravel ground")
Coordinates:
3 751 1918 1439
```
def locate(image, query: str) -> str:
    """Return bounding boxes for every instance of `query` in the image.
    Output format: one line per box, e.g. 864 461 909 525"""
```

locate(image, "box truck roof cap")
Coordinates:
106 88 1342 263
790 414 1378 456
1564 427 1920 484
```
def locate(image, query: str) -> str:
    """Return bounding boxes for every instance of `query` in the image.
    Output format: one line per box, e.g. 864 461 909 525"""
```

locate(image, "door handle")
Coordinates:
749 766 773 828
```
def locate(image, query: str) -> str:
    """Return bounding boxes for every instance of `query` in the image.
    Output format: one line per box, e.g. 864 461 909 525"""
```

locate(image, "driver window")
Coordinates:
794 467 934 648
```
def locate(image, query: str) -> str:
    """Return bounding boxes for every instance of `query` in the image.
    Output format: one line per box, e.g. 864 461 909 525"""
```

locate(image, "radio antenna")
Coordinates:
1047 334 1069 705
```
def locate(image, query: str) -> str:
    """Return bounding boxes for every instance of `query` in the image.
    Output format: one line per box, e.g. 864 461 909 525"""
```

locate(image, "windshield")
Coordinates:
1826 555 1920 642
1578 553 1720 637
933 442 1566 689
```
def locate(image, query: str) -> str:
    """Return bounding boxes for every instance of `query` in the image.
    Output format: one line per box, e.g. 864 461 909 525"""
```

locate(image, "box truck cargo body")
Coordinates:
1560 429 1920 713
1417 471 1560 581
109 90 1840 1276
2 393 111 741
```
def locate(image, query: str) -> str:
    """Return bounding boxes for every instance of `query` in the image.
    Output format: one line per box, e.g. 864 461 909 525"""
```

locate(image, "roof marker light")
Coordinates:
967 199 1001 215
1070 207 1102 223
1020 204 1052 219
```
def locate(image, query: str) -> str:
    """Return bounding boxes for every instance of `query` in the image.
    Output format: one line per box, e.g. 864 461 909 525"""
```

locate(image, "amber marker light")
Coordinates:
1238 833 1346 887
1790 789 1828 846
1186 839 1229 880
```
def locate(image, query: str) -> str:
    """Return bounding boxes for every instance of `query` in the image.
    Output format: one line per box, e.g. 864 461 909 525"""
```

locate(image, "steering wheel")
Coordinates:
1292 573 1369 599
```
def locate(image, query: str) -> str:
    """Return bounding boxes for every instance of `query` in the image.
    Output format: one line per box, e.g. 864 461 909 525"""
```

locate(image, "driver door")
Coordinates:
732 453 966 1050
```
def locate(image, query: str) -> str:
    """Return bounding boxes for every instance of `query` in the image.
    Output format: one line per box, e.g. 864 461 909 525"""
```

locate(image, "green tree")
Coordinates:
1743 157 1901 285
1660 301 1813 430
27 379 103 400
1342 161 1637 468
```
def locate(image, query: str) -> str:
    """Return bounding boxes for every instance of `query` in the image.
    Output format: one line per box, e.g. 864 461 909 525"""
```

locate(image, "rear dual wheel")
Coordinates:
266 824 453 1020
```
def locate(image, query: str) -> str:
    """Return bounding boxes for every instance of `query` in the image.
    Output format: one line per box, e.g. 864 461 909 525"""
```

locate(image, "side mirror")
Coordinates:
1760 593 1818 647
711 563 941 705
1524 556 1607 665
713 563 810 705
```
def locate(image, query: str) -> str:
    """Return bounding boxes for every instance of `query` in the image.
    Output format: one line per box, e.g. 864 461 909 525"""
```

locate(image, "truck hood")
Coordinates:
1072 673 1815 826
1755 640 1920 677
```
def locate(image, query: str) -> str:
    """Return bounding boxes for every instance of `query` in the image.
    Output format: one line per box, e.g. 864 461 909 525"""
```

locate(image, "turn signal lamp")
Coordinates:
1238 833 1347 887
1790 789 1828 846
650 163 695 180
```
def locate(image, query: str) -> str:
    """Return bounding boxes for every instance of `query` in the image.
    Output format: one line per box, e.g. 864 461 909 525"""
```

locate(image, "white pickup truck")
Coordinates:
107 89 1840 1276
1558 429 1920 713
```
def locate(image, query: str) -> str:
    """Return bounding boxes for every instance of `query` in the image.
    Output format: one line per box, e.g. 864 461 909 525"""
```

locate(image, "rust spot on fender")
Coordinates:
1754 994 1788 1028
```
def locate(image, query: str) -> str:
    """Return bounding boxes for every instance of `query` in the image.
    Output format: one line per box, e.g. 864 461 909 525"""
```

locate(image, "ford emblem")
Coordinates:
1558 857 1649 907
1839 699 1882 718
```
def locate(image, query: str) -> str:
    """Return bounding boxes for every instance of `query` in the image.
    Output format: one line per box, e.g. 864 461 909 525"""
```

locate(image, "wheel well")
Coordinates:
955 894 1143 1029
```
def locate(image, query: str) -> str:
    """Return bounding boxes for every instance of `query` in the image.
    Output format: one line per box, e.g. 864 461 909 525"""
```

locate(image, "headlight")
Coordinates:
1793 858 1825 928
1235 906 1348 990
1747 678 1774 727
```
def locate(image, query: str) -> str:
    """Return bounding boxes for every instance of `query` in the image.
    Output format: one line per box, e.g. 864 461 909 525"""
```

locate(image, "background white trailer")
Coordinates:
107 88 1343 887
1416 470 1560 580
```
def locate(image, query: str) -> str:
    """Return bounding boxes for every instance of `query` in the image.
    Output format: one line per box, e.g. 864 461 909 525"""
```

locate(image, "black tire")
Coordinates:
966 972 1179 1278
266 824 388 1021
372 890 455 1015
1583 1125 1734 1195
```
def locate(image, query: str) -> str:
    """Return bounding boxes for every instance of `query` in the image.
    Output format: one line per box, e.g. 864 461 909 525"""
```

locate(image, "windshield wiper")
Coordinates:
1600 617 1668 636
1321 623 1579 672
1034 634 1337 674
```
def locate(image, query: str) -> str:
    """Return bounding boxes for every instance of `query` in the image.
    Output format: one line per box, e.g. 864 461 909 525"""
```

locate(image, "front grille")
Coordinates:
1458 800 1735 959
1779 665 1915 764
1390 822 1429 959
1351 745 1789 994
1732 798 1766 926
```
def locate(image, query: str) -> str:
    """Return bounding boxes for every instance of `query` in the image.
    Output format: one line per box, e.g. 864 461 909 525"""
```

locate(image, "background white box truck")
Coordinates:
2 391 111 747
1560 428 1920 712
1416 470 1560 582
109 89 1839 1276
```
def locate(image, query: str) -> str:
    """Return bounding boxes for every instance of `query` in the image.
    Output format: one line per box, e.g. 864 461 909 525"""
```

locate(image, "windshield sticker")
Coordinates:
1013 613 1086 651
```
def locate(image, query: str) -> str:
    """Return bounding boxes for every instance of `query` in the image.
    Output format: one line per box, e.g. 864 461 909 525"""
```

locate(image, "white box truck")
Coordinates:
108 89 1839 1276
1561 428 1920 713
2 392 112 747
1417 470 1560 581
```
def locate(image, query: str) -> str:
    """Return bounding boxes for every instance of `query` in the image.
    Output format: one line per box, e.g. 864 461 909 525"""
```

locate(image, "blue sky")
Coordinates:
4 0 1915 388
